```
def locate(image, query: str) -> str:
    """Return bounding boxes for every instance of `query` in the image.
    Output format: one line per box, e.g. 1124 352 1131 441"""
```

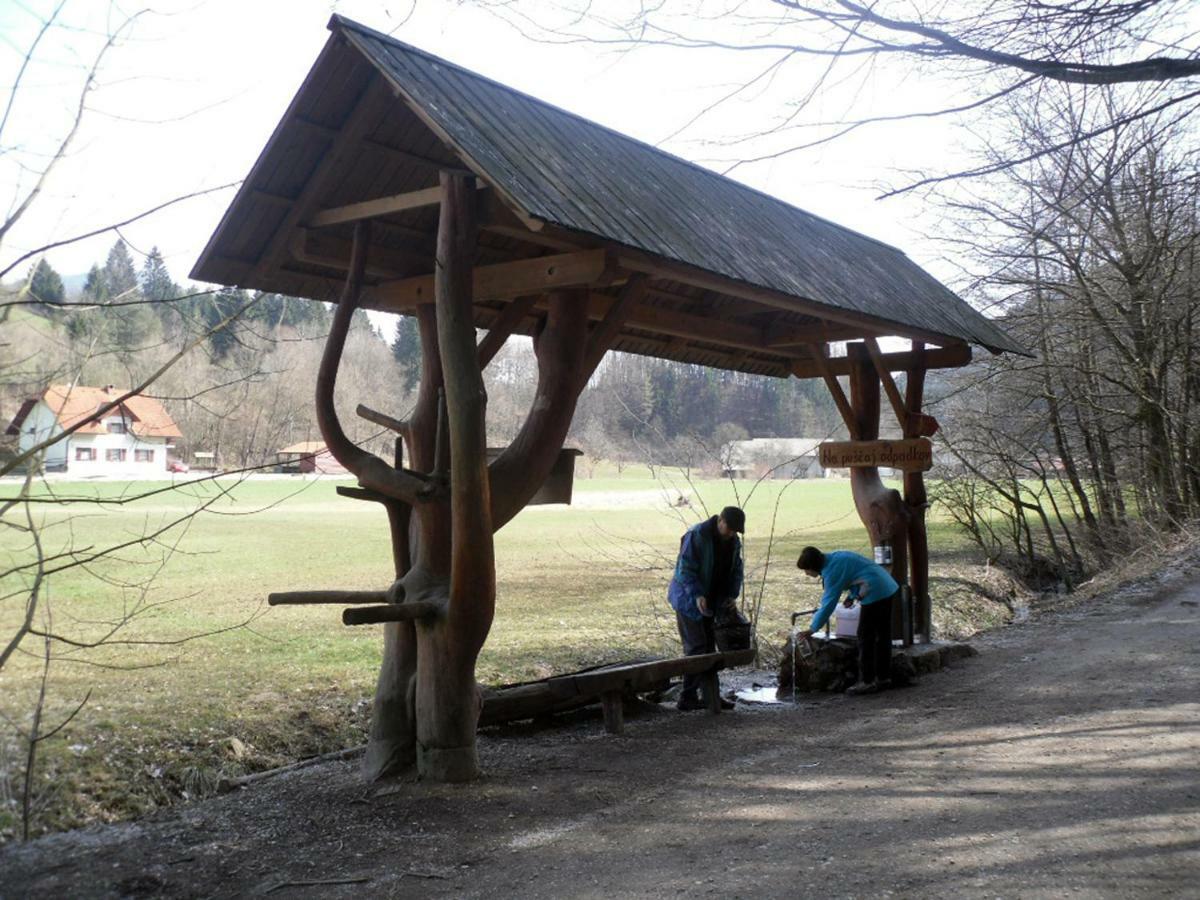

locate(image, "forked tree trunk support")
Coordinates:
306 172 643 783
846 344 912 640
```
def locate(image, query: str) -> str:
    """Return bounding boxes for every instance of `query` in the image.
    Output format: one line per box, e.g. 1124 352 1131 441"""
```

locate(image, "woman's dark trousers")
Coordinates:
858 591 897 684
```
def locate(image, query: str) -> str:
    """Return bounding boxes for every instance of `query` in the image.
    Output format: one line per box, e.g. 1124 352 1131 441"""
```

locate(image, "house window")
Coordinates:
107 420 127 434
75 447 96 461
135 449 154 463
105 448 127 462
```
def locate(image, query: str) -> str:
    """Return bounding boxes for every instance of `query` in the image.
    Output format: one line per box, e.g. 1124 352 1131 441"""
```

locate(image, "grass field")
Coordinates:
0 469 1006 837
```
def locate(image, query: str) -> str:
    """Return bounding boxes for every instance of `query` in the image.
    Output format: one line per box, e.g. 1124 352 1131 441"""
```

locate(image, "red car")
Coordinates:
167 459 190 473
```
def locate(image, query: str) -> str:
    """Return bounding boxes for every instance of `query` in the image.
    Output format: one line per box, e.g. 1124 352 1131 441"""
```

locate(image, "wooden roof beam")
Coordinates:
308 180 488 229
376 249 619 308
614 249 964 349
288 228 424 280
790 343 971 379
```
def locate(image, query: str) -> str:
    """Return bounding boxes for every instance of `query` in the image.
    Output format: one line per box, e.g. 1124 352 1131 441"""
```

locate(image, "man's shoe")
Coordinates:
676 693 705 711
846 681 879 696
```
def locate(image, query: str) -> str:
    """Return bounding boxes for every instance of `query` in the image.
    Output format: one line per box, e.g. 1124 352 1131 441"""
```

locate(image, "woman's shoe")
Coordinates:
845 681 879 696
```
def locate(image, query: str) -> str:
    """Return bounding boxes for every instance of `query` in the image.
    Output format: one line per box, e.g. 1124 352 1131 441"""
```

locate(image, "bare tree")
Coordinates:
930 84 1200 583
473 0 1200 191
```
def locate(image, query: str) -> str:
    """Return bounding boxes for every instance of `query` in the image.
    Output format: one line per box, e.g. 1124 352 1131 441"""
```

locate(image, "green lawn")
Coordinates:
0 469 992 837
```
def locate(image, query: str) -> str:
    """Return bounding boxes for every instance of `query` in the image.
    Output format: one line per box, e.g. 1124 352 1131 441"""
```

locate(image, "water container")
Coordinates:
835 603 861 638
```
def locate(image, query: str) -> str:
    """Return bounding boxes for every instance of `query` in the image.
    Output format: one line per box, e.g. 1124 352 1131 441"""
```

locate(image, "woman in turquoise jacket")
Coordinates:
796 545 900 695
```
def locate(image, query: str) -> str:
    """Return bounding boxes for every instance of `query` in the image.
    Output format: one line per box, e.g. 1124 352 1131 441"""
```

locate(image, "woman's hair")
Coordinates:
796 546 825 572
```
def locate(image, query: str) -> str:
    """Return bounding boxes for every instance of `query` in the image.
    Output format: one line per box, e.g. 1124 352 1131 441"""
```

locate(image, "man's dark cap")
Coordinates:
720 505 746 534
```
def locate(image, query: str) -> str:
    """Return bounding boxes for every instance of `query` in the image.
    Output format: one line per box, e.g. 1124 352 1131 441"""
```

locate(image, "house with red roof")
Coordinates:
5 384 182 477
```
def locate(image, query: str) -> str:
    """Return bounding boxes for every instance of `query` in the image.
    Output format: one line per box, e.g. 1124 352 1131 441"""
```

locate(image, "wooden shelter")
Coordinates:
192 16 1019 783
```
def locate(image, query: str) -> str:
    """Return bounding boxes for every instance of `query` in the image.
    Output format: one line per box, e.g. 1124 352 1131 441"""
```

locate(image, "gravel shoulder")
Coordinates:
3 562 1199 899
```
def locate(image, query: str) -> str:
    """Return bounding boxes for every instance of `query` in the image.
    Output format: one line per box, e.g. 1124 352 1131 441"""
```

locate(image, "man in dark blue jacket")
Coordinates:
667 506 745 711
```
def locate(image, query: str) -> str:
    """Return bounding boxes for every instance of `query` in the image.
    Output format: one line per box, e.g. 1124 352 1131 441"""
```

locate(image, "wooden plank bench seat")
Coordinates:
479 647 755 734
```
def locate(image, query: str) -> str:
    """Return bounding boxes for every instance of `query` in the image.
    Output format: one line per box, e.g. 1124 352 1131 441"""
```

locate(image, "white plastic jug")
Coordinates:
835 603 860 638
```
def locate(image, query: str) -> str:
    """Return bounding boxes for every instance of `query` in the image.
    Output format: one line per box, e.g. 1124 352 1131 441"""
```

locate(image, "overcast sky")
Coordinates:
1 0 973 305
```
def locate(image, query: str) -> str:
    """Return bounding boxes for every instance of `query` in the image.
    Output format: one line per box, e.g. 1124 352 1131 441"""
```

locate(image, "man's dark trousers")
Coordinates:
676 612 715 696
858 590 897 684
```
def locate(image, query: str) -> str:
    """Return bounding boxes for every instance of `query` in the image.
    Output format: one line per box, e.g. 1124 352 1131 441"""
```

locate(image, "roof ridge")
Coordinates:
328 14 907 257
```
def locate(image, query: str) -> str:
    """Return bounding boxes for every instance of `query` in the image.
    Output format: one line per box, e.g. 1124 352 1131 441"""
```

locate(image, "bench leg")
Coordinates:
702 669 721 716
601 690 624 734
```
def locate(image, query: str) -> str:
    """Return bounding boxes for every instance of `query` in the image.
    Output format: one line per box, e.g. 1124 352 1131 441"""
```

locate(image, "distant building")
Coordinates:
276 441 348 475
723 438 826 480
5 384 181 477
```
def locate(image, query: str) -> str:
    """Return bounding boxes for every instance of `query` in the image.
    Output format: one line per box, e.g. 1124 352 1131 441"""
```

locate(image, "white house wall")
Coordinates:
16 401 67 469
18 403 172 477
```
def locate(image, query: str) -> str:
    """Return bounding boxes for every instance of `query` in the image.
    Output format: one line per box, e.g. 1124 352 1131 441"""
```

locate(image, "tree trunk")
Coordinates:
846 344 910 638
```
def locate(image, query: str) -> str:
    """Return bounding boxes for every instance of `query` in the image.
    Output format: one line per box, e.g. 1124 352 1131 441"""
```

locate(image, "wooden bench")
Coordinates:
479 648 756 734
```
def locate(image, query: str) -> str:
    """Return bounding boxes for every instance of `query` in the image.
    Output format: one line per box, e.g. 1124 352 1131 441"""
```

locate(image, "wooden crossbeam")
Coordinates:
790 343 970 379
308 181 487 229
377 249 616 308
800 345 861 440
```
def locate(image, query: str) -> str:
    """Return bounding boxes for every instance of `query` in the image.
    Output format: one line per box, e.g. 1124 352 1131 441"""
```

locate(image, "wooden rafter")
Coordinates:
308 181 488 229
252 76 387 283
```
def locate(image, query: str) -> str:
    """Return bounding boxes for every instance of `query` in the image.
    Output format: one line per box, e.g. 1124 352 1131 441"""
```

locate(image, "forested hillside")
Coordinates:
5 240 842 472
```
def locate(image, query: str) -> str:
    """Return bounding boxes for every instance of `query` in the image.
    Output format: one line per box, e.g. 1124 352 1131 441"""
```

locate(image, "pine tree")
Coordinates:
140 246 177 303
103 239 139 298
29 259 65 312
391 314 421 390
83 263 108 301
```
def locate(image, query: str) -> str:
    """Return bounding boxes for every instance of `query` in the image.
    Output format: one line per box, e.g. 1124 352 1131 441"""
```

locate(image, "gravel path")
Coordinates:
3 568 1198 898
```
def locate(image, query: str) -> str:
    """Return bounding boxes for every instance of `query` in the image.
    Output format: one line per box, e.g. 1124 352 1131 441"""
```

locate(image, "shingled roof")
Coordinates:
192 15 1022 375
6 385 182 439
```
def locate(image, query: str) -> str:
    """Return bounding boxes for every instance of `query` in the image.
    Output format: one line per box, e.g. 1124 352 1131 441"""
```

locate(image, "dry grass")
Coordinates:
0 469 1000 838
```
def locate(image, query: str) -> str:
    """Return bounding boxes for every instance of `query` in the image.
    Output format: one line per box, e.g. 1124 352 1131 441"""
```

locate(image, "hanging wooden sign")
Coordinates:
818 438 934 472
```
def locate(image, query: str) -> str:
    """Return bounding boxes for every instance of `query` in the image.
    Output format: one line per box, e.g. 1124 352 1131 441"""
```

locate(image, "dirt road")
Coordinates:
3 568 1198 898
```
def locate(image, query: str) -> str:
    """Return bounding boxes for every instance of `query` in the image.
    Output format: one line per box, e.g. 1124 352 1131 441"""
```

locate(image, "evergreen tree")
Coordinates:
83 263 108 301
103 239 139 298
204 288 249 359
29 259 65 312
140 247 177 303
391 314 421 390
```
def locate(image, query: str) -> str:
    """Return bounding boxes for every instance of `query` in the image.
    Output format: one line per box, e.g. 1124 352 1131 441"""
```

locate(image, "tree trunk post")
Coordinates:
903 346 932 642
410 170 494 782
847 343 911 642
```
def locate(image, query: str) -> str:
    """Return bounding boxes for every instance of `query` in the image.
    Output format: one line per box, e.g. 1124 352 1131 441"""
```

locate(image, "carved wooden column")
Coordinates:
846 343 911 638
